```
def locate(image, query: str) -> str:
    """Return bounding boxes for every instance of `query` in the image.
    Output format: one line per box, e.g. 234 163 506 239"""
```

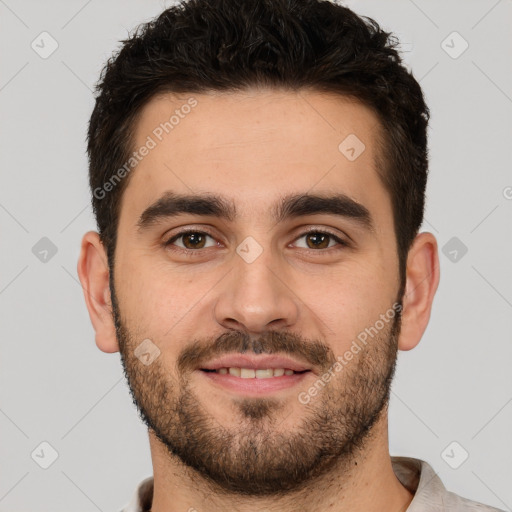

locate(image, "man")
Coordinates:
77 0 502 510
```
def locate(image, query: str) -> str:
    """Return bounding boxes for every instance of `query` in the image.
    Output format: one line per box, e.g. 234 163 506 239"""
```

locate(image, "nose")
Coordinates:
213 250 300 334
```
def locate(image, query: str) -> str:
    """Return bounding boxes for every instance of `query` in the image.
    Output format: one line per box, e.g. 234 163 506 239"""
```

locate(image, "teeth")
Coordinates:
215 367 296 378
255 369 273 379
228 367 241 377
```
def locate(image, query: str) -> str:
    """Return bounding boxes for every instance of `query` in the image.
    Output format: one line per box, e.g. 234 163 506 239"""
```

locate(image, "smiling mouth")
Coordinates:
201 368 310 378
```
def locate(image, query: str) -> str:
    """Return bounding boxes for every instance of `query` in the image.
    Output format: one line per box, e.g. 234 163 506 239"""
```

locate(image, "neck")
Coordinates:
147 413 413 512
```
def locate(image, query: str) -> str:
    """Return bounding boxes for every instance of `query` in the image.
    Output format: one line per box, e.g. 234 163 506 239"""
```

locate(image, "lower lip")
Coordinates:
198 370 311 396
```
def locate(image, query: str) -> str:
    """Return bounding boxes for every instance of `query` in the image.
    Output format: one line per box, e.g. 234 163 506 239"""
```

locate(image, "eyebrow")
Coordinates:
137 191 374 232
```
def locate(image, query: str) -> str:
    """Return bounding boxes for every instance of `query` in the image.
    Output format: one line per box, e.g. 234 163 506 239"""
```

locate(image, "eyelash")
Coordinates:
163 228 349 256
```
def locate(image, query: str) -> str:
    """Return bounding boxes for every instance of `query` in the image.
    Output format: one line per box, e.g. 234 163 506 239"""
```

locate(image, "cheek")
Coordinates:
304 262 397 355
114 253 215 340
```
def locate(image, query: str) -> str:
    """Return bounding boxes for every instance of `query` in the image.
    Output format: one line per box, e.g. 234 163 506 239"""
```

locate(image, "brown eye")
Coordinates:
294 230 346 250
305 232 330 249
165 231 216 250
181 232 206 249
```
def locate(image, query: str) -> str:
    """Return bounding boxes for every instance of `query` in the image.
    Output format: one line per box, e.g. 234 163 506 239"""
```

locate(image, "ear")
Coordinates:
77 231 119 353
398 232 440 351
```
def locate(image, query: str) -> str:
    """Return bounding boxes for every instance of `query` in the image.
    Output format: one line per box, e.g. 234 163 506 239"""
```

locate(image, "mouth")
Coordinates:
197 354 313 395
201 367 309 378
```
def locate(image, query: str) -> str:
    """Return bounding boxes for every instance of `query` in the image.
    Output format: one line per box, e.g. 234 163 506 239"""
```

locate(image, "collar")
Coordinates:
121 456 502 512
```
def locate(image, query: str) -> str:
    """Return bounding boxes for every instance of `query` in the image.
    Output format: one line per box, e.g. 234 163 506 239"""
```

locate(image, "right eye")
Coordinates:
164 230 219 251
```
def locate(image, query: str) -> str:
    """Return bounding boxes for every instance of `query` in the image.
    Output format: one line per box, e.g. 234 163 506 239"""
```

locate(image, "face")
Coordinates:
111 89 402 495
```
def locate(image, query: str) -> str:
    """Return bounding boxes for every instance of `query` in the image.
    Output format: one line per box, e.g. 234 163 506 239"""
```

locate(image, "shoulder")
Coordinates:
391 456 504 512
441 489 504 511
118 476 154 512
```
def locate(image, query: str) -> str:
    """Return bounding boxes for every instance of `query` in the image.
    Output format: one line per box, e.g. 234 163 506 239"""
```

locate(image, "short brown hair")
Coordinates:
87 0 429 289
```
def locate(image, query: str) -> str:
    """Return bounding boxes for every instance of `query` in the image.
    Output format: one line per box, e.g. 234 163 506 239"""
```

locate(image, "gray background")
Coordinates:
1 0 511 510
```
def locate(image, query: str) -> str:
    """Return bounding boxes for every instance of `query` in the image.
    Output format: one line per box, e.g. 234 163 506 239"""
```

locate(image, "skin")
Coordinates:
78 89 439 512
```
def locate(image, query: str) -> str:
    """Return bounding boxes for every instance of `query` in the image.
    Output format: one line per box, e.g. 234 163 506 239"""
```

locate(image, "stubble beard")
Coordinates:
112 286 400 496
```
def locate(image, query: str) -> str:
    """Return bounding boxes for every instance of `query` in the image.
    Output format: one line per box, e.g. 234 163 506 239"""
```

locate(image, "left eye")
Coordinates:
165 230 345 251
293 231 345 250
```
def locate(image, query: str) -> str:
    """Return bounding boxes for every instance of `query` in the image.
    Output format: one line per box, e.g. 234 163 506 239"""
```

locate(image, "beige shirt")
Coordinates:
120 456 504 511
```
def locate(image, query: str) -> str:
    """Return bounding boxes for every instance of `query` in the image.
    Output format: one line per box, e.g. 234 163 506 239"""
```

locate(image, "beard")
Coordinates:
111 284 401 497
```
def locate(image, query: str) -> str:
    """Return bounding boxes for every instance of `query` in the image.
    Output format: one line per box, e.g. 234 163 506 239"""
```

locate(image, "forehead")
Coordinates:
122 89 390 225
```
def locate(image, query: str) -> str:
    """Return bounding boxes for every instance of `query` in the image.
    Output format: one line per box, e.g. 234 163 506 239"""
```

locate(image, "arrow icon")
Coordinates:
31 31 59 60
339 134 365 161
31 441 59 469
441 440 469 469
445 449 455 458
32 237 58 262
442 237 467 263
135 339 160 365
236 236 263 263
441 32 468 60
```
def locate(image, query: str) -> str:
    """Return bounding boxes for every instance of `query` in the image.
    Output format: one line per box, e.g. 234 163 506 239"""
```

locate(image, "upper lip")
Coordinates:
199 354 312 373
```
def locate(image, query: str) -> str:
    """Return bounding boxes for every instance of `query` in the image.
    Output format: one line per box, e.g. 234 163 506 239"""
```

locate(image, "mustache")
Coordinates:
177 330 335 374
